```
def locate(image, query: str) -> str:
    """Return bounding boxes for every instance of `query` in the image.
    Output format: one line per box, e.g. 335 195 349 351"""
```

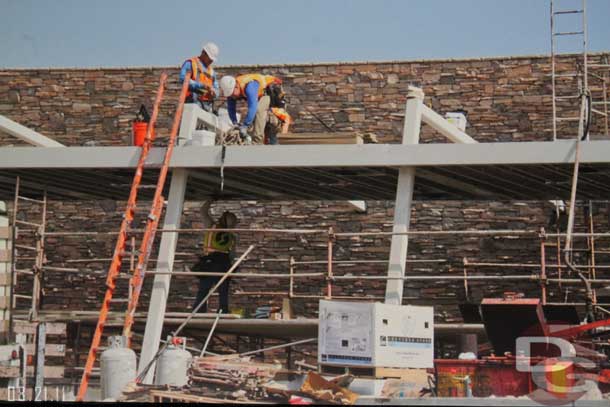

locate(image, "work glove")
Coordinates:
239 125 252 145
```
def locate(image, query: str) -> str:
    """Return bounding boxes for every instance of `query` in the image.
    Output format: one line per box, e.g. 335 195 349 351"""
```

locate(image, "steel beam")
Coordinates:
0 115 65 147
385 87 423 305
1 141 610 169
421 105 477 144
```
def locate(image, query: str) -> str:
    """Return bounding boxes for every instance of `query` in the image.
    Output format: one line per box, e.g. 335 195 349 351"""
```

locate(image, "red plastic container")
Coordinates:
436 358 534 397
132 121 153 146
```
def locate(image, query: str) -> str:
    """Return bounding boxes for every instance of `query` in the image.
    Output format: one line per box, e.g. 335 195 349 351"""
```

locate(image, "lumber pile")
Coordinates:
118 356 360 404
190 356 281 400
279 132 378 145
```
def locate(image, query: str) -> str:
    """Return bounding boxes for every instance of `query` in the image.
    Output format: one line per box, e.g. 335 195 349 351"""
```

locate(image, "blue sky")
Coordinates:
1 0 609 68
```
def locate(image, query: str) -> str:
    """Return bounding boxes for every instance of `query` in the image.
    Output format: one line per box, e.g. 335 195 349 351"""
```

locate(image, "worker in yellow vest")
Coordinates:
192 206 238 314
219 74 291 144
180 42 220 113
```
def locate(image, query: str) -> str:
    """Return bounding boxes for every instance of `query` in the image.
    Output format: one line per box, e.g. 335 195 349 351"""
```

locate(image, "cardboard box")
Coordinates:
318 300 434 369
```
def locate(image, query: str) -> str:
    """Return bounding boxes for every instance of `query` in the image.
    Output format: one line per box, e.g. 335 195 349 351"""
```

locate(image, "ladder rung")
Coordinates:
15 244 37 251
14 294 32 299
554 31 584 36
17 195 45 204
15 269 34 275
137 185 158 189
592 109 608 117
556 117 581 122
551 73 582 78
592 102 610 105
109 298 130 303
15 220 42 227
553 9 583 15
588 64 610 68
555 95 580 100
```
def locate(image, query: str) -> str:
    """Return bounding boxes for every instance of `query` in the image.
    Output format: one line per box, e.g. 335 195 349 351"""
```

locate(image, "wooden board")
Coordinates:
0 365 64 379
0 320 10 333
319 364 430 379
0 227 12 240
0 297 9 309
279 132 363 145
13 321 66 336
0 249 11 263
0 273 10 285
24 343 66 357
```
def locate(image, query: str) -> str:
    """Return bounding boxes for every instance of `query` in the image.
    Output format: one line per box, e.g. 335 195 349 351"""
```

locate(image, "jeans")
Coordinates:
193 276 230 314
191 252 233 313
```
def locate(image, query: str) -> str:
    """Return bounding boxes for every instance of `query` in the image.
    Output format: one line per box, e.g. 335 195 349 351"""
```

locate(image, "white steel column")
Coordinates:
385 87 423 305
138 104 213 382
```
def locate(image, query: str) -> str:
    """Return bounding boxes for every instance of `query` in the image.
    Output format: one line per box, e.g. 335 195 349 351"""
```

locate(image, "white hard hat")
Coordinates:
220 76 236 97
202 42 219 62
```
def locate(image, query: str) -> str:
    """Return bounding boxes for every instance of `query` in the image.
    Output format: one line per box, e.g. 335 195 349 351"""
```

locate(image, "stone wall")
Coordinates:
2 53 610 324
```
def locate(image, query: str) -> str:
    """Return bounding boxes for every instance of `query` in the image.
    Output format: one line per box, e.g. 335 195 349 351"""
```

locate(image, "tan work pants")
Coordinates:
250 95 281 144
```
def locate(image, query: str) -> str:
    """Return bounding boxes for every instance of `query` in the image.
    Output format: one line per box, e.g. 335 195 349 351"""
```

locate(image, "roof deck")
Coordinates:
0 140 609 201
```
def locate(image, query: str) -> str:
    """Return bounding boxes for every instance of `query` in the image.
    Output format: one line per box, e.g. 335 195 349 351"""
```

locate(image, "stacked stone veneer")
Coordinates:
1 53 610 322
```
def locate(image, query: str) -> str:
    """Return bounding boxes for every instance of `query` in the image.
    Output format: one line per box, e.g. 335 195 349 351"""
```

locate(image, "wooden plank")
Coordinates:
34 323 46 390
0 273 10 285
13 321 66 335
0 297 9 309
0 365 64 379
24 343 65 357
0 319 10 333
319 364 429 379
0 365 19 378
0 249 11 263
0 226 12 240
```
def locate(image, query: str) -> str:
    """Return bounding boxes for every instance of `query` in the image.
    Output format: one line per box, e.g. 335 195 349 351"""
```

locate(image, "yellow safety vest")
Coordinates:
236 74 281 99
203 226 236 254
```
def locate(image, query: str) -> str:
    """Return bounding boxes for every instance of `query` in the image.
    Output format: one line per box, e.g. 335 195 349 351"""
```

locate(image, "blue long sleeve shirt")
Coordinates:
227 81 260 126
179 59 219 95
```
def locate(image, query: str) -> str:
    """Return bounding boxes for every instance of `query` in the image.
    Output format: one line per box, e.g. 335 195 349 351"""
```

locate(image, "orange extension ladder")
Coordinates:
76 73 190 401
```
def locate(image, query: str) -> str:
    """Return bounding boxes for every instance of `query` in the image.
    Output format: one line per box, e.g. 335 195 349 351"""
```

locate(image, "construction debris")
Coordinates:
299 372 359 405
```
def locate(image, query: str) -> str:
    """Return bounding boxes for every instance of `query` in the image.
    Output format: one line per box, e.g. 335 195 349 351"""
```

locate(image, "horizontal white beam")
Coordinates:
0 115 65 147
0 140 609 169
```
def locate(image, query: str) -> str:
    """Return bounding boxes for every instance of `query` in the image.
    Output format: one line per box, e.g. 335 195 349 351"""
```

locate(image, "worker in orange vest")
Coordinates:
180 42 220 113
219 74 291 144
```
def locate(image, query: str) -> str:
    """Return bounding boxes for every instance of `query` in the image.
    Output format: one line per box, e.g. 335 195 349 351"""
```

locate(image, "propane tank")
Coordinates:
100 336 136 400
154 336 193 387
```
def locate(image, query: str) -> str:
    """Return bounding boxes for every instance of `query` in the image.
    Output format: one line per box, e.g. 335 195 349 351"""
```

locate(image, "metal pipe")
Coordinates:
335 229 540 237
327 227 333 299
144 271 326 278
564 92 594 322
200 311 222 357
289 256 295 299
291 259 446 265
540 229 547 305
464 262 610 270
331 275 539 281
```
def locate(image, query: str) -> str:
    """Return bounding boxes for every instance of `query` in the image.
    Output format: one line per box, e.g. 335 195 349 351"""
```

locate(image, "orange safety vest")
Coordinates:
187 57 215 102
271 107 291 123
235 74 281 99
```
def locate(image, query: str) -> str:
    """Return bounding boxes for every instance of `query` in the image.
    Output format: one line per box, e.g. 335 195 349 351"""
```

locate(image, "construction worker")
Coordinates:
180 42 220 113
219 74 291 145
192 204 238 314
